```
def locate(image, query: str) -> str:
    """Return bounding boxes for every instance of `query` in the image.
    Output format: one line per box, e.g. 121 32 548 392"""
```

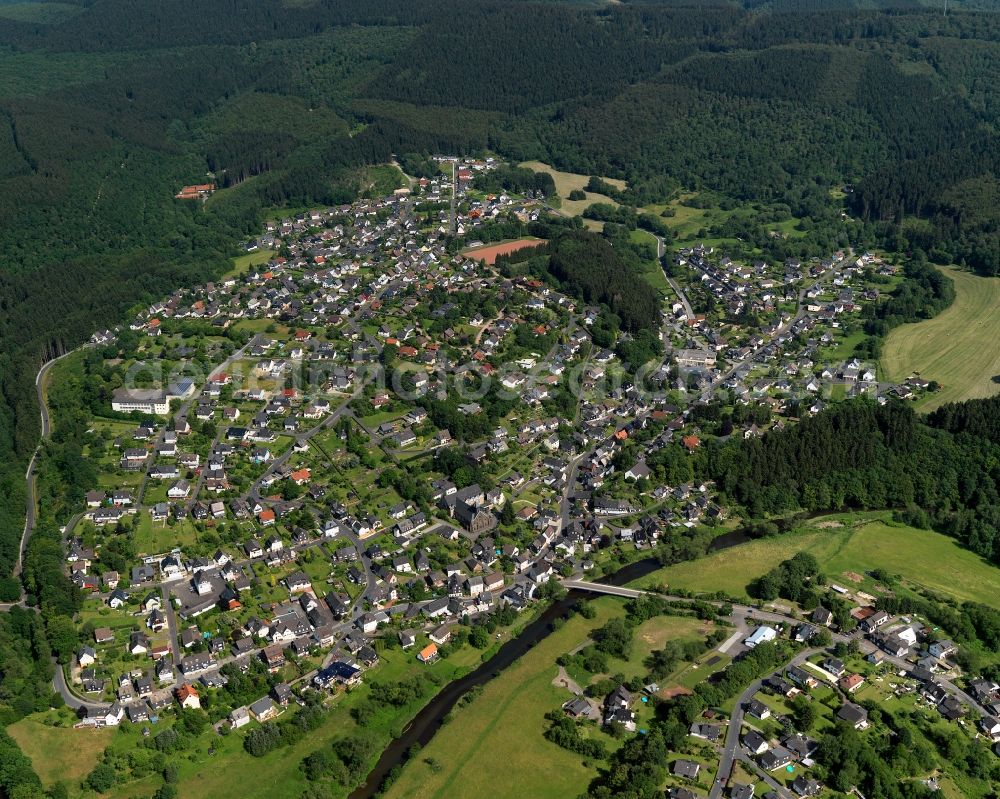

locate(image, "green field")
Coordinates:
518 160 625 218
385 598 714 799
881 267 1000 410
629 228 670 295
383 604 614 799
223 248 276 280
0 1 82 22
132 514 201 555
631 514 1000 608
360 163 406 196
8 715 115 789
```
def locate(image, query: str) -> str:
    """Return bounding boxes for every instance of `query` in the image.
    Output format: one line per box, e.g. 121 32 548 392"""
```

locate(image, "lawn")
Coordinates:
518 160 625 218
132 514 201 555
817 328 868 363
632 513 1000 609
881 266 1000 410
8 714 115 789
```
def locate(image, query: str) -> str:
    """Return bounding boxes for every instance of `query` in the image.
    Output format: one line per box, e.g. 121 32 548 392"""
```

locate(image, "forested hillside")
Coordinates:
2 0 1000 611
704 397 1000 569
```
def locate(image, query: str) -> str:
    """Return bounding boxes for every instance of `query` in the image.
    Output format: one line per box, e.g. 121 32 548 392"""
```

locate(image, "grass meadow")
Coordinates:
630 513 1000 609
881 267 1000 410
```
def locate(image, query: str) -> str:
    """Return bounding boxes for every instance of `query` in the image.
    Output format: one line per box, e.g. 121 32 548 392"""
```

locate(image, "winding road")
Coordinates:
0 347 86 612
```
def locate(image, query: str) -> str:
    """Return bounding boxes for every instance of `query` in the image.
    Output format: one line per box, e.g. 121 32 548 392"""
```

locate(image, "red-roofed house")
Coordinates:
417 643 438 663
176 683 201 709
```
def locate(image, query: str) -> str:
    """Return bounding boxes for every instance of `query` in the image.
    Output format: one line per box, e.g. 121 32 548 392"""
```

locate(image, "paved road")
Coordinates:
246 400 356 505
449 159 458 234
161 585 181 668
652 233 694 320
0 346 89 612
709 647 818 799
564 574 990 795
14 348 84 583
712 676 764 799
52 656 107 711
562 580 646 599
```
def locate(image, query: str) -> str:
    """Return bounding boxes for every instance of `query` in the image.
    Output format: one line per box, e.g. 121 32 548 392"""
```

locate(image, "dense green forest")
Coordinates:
703 396 1000 573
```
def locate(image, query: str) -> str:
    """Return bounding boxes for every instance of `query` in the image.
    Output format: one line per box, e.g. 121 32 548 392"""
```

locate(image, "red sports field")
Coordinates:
462 237 545 265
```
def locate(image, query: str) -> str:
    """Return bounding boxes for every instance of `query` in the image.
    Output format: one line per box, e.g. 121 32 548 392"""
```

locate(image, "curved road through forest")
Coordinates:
1 347 83 611
0 346 107 708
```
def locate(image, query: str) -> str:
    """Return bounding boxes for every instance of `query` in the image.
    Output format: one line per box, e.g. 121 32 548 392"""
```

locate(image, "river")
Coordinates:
346 550 703 798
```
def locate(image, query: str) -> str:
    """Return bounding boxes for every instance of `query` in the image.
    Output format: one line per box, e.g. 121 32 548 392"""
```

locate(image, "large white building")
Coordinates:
743 625 778 648
675 348 717 369
111 379 196 416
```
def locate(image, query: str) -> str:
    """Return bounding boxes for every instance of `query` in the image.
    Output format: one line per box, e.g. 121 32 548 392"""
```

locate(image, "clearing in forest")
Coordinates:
881 266 1000 410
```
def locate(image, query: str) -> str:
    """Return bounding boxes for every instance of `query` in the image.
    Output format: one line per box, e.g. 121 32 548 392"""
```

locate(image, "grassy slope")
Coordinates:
518 160 625 218
630 513 1000 608
222 249 276 280
7 717 115 788
881 266 1000 410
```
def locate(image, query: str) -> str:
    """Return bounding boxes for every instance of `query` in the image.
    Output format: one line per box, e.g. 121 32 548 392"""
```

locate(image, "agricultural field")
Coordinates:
881 267 1000 410
518 160 625 218
631 513 1000 609
383 603 612 799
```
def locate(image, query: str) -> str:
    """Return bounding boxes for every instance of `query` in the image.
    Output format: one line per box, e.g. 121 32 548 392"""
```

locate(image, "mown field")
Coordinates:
383 602 613 799
518 160 625 218
384 597 713 799
223 248 277 280
881 267 1000 410
630 513 1000 609
7 716 115 790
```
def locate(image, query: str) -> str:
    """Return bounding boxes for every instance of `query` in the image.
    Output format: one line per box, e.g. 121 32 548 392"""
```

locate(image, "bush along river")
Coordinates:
348 555 673 798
